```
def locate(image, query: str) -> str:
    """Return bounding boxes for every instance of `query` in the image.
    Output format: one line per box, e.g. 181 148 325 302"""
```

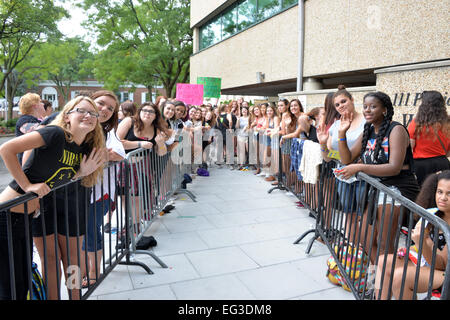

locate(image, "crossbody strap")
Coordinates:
433 127 447 153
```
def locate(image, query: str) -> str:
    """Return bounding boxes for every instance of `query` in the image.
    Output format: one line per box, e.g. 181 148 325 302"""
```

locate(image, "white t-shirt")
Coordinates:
329 118 366 151
91 129 126 202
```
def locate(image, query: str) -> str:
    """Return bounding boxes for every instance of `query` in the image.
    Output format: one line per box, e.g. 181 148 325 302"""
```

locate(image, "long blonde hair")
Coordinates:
50 96 105 187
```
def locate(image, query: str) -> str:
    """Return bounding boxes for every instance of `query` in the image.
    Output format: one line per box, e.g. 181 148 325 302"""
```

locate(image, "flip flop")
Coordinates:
82 276 97 289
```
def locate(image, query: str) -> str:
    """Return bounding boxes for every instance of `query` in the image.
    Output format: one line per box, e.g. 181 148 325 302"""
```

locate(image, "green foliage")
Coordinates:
80 0 192 98
0 117 18 134
35 37 94 105
0 0 68 117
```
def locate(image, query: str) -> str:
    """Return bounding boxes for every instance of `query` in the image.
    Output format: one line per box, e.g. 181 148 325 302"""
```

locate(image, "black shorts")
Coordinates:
31 187 88 237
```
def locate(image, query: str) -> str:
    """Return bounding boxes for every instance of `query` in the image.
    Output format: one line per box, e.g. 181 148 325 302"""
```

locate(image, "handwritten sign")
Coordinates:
176 83 204 106
197 77 221 98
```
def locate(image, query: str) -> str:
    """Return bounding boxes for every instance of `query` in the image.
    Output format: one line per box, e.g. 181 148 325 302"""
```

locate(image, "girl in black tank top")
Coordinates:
117 102 168 155
124 119 157 153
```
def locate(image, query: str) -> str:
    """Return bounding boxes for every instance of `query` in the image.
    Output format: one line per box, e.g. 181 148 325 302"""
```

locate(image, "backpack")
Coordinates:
326 244 369 293
27 262 47 300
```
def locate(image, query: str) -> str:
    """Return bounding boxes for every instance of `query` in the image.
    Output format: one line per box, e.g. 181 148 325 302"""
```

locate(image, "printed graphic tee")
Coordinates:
9 125 91 215
10 125 89 191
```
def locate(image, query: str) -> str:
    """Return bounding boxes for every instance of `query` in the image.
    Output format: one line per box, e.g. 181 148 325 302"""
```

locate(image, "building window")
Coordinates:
222 6 237 39
199 0 297 50
43 94 56 102
237 0 257 31
201 16 222 49
258 0 280 20
71 91 80 99
119 91 133 102
282 0 297 9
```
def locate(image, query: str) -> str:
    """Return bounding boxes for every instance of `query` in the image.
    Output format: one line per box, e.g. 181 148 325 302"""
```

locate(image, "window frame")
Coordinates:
198 0 297 51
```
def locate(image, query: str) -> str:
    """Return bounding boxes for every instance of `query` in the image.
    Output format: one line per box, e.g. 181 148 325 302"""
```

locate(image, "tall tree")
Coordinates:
0 0 67 118
80 0 192 98
44 38 94 106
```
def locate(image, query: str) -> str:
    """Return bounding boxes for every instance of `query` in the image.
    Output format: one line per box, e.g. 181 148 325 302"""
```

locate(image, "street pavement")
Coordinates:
87 165 355 300
0 135 13 191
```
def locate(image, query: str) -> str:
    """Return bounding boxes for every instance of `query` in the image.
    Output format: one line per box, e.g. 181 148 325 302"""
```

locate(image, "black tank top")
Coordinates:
217 114 230 131
361 121 413 169
361 121 419 201
124 120 156 153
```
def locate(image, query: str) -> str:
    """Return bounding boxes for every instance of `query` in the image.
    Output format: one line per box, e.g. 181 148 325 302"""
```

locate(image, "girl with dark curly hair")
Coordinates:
337 91 420 262
375 170 450 300
407 91 450 186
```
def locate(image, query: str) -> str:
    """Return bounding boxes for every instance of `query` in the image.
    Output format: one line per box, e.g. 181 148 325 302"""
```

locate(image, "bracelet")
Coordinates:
339 138 347 141
138 142 142 148
321 147 327 152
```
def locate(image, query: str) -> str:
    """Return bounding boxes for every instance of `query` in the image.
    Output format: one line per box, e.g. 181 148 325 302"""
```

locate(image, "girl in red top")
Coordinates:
407 91 450 186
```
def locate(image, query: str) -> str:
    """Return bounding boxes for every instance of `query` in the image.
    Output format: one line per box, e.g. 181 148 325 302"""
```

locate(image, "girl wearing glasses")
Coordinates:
0 96 106 300
117 102 169 154
116 102 169 237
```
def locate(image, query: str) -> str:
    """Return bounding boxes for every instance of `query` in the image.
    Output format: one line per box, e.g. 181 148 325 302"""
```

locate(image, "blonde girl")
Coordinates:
0 96 106 300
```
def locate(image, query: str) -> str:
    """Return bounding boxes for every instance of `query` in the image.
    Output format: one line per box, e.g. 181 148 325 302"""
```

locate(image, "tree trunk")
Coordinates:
146 84 153 102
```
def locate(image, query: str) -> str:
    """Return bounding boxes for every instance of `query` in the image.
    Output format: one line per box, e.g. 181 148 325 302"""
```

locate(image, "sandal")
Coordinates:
82 276 97 289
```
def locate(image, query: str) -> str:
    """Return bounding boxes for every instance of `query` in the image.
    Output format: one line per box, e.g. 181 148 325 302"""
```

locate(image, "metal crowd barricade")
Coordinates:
270 137 321 218
0 145 195 300
269 137 450 300
118 147 168 273
317 164 450 300
0 160 129 300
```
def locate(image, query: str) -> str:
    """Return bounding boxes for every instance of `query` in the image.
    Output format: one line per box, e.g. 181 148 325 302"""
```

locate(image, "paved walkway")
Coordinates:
89 166 354 300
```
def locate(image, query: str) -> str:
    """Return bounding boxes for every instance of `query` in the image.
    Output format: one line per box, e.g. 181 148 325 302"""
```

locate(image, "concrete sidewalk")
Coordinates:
89 166 354 300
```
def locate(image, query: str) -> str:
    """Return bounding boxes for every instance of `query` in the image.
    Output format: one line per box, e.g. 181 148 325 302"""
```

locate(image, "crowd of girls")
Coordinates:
0 92 185 300
314 85 448 299
180 87 447 300
0 86 447 300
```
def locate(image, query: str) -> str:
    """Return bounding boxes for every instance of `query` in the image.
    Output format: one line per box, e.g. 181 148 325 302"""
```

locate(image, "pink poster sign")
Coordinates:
176 83 204 106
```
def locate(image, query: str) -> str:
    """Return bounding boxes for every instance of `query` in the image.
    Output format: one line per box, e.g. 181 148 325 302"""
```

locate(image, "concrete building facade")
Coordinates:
190 0 450 123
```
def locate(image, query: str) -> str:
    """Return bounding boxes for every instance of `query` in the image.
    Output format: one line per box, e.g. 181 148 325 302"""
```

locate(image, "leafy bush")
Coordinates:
0 118 17 134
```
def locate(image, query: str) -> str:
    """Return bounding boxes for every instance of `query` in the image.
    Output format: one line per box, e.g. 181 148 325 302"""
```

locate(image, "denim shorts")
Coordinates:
82 200 110 252
336 180 365 215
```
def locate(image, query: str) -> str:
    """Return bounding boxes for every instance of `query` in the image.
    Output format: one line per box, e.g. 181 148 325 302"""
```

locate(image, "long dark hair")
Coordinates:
359 91 394 163
134 102 169 135
120 100 137 118
289 99 304 113
323 92 340 128
160 100 176 121
414 90 449 137
415 170 450 224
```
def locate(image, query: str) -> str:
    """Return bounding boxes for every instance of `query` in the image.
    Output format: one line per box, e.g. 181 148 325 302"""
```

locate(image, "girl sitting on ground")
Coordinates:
375 170 449 300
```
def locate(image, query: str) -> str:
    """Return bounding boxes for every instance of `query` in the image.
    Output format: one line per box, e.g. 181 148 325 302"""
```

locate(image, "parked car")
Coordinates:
0 97 21 115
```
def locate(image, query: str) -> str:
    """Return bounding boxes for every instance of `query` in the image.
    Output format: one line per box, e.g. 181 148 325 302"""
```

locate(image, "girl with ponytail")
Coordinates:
337 91 420 262
316 85 366 237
